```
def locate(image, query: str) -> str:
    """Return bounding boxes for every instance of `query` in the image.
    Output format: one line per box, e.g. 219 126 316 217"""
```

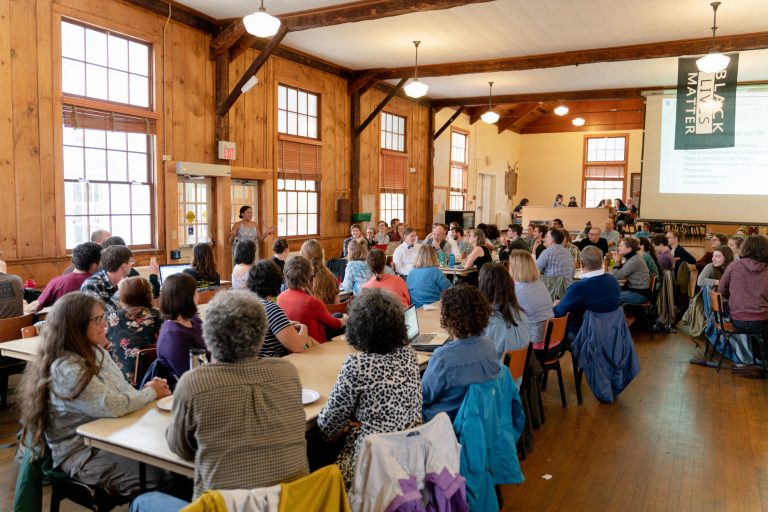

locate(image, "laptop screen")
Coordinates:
404 305 420 341
159 264 191 284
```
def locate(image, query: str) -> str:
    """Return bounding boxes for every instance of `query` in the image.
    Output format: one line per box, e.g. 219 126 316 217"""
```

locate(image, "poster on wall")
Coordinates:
674 54 739 150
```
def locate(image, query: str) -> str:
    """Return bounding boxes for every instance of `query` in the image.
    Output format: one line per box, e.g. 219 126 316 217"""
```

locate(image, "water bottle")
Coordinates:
448 253 455 267
189 348 207 370
438 251 446 267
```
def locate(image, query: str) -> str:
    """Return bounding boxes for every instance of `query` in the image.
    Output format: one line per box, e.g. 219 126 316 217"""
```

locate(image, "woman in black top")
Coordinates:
464 229 493 285
183 243 220 288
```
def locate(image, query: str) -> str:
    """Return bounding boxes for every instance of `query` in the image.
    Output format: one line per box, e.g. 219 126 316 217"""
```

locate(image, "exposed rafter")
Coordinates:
495 102 537 133
231 38 351 78
360 32 768 81
431 86 658 108
434 106 465 139
122 0 217 34
355 78 408 136
211 0 494 60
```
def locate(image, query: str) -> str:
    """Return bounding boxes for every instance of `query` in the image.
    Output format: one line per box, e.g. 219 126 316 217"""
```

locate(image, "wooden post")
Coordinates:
427 107 435 229
214 55 229 164
350 91 361 214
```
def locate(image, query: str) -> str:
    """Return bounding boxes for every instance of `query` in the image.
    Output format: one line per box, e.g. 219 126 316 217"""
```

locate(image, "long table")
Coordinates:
74 305 440 478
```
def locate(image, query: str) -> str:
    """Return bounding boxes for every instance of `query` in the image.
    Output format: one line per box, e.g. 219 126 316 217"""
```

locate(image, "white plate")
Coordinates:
157 396 174 411
302 388 320 405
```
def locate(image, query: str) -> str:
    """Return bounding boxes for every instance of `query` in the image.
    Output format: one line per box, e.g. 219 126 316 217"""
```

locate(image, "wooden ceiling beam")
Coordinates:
217 24 289 116
348 69 387 96
230 38 351 79
355 78 408 136
431 86 658 108
122 0 217 34
495 102 538 133
367 31 768 80
211 0 494 60
466 106 485 125
511 102 555 133
434 106 465 140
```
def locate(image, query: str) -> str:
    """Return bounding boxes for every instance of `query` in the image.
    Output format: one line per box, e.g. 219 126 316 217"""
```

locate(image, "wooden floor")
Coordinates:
1 329 767 511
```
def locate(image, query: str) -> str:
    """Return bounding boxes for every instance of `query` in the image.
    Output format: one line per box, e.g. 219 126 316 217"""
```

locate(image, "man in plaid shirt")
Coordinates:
536 228 575 286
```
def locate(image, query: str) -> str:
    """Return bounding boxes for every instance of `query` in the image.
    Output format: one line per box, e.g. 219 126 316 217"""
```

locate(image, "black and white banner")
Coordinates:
674 54 739 150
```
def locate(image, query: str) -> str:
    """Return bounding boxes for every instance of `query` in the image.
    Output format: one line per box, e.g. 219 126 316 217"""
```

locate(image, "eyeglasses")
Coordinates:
89 313 107 325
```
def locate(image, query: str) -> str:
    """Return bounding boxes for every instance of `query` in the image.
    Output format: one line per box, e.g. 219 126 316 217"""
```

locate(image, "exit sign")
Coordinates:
218 141 236 161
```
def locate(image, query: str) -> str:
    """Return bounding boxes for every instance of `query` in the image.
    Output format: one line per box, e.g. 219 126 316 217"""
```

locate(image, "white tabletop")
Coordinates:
439 266 477 276
0 336 40 362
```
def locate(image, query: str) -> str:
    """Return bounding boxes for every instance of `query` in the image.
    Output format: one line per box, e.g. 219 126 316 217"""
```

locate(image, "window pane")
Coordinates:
85 63 108 100
297 114 307 137
128 41 149 76
64 182 87 215
62 59 85 96
131 184 151 215
277 191 286 212
63 127 84 147
287 191 297 212
110 184 131 214
277 214 287 235
307 94 317 116
89 183 110 215
129 74 149 107
287 88 297 111
65 216 88 249
308 119 317 139
108 69 129 104
85 29 107 66
61 22 84 60
84 148 107 180
287 112 297 134
63 146 84 179
127 133 147 153
307 214 317 235
287 214 297 236
106 131 126 150
128 153 148 183
307 192 317 214
132 215 151 245
108 35 129 71
278 111 287 133
278 85 287 109
111 215 131 243
84 129 106 148
297 91 307 114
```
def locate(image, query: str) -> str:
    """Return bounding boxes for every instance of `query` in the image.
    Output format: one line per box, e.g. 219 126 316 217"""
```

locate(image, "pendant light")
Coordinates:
553 102 569 116
572 117 585 127
243 0 281 38
404 41 428 98
696 2 730 73
480 82 500 124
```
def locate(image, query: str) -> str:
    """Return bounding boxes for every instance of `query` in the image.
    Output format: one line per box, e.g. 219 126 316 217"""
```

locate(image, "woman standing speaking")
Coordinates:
229 205 275 258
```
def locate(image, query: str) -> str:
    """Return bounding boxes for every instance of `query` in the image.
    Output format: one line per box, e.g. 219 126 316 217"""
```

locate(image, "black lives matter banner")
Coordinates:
674 54 739 150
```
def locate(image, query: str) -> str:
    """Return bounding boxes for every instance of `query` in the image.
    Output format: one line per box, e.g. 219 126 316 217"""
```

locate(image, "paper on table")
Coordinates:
422 304 439 311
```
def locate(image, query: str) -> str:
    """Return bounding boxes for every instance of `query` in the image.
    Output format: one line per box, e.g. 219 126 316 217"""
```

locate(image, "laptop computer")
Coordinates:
159 263 191 284
405 305 448 352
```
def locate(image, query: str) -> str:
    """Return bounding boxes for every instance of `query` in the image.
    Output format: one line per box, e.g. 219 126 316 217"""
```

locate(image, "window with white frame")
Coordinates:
277 179 319 237
582 135 628 207
277 84 318 138
380 112 407 223
178 179 211 246
61 20 155 249
449 129 468 210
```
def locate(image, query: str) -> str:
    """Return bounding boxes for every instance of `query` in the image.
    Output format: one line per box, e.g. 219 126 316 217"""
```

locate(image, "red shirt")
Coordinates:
277 288 342 343
37 271 92 309
362 274 410 307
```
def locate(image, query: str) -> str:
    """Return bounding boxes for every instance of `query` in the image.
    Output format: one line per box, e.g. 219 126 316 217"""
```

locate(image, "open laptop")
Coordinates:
405 305 448 352
159 263 191 284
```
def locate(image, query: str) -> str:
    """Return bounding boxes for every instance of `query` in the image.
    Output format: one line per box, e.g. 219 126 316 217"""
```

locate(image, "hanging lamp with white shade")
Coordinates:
480 82 500 124
243 0 281 38
696 1 730 73
554 103 569 116
403 41 429 99
572 117 585 127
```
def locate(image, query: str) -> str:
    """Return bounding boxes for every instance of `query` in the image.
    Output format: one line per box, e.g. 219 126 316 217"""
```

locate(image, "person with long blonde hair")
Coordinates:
18 292 171 497
300 239 339 304
508 249 553 344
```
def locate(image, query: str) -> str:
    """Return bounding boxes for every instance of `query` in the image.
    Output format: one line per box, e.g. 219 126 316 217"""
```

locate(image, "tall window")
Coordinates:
231 180 259 226
178 179 211 246
276 84 320 237
449 129 469 210
380 112 407 223
61 20 154 249
582 135 628 207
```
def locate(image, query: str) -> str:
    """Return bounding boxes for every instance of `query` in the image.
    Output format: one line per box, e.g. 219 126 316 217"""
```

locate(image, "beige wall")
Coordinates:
517 129 644 207
433 108 521 225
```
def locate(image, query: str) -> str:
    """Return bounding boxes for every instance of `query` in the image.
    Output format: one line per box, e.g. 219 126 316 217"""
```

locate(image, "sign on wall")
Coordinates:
674 54 739 150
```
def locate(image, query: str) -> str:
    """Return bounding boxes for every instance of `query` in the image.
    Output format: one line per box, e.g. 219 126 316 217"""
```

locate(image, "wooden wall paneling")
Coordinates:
0 0 17 260
170 23 187 160
36 0 56 257
51 13 66 256
10 0 43 259
56 0 164 41
184 26 206 162
164 161 179 253
212 176 231 278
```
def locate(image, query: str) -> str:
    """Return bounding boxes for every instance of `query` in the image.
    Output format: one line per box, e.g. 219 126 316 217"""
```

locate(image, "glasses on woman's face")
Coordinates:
89 313 107 325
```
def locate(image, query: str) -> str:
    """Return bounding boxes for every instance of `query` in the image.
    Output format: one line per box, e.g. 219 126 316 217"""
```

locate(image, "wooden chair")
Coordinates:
709 290 764 372
0 314 34 409
0 313 34 342
196 289 218 305
504 343 534 459
325 301 348 315
21 325 38 338
132 347 158 388
534 314 570 409
623 275 658 340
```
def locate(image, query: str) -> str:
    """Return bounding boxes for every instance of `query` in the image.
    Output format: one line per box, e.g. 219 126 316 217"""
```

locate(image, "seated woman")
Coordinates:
341 240 395 295
107 276 162 384
508 249 554 344
277 255 346 344
231 240 256 290
317 289 422 488
463 228 493 283
485 224 503 252
390 222 406 242
406 244 453 308
478 263 531 364
638 237 661 289
300 239 340 304
247 260 312 357
362 248 410 307
342 224 365 258
156 273 206 385
697 246 734 289
182 243 220 288
611 237 651 305
19 292 171 498
728 235 745 259
422 285 499 422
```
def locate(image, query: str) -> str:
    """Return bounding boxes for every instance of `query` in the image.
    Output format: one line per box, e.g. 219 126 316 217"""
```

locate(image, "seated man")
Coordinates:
80 245 133 314
667 230 696 272
499 224 529 260
552 218 564 229
535 228 575 286
271 238 289 275
554 246 620 337
130 291 309 511
0 259 23 319
36 242 102 311
634 222 652 239
424 223 461 260
450 226 472 258
602 219 621 250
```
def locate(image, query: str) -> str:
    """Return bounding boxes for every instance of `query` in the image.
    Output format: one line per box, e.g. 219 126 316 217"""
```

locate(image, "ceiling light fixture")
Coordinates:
403 41 428 99
572 117 586 127
696 1 730 73
481 82 500 124
243 0 281 38
554 103 569 116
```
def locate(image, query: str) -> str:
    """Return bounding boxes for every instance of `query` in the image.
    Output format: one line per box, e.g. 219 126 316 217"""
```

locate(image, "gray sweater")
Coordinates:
612 253 651 292
697 263 720 288
46 346 156 467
